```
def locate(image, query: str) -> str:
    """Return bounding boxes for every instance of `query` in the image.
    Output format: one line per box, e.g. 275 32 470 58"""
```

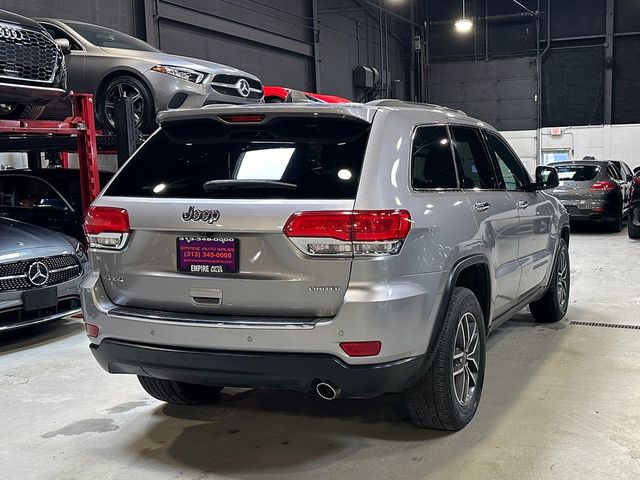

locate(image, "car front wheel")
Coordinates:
404 286 486 430
530 238 570 322
98 75 155 133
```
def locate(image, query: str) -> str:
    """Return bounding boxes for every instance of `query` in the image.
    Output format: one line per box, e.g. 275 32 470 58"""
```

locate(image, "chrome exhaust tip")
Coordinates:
315 381 341 401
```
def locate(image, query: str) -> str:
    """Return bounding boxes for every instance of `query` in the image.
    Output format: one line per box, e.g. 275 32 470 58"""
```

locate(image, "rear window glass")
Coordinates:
555 165 599 181
105 117 370 199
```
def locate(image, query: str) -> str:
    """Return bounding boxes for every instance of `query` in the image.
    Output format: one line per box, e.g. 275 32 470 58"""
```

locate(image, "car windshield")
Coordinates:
65 21 160 52
555 165 600 181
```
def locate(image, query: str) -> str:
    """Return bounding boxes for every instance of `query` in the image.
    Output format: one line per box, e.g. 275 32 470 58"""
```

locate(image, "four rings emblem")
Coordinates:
27 261 49 287
235 78 251 98
0 26 24 41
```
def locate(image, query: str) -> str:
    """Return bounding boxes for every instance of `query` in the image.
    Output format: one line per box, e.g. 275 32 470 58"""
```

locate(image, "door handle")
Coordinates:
472 202 491 212
516 201 529 209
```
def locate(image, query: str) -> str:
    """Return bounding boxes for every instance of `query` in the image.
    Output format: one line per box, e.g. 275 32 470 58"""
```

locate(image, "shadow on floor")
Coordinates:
0 318 83 355
128 312 569 476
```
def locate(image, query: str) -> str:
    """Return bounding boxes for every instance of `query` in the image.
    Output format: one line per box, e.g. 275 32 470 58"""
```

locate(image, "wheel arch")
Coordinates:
427 255 492 358
95 69 155 112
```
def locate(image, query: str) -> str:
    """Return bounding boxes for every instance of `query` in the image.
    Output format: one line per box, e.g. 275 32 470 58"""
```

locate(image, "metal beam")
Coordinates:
143 0 160 48
156 1 314 57
311 0 322 92
604 0 614 124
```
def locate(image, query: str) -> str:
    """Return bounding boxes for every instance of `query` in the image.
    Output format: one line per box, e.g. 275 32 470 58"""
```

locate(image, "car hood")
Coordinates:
0 218 71 253
100 48 261 81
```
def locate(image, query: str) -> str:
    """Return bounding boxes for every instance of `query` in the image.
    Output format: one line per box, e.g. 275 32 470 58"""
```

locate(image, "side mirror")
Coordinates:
55 38 71 55
535 166 559 190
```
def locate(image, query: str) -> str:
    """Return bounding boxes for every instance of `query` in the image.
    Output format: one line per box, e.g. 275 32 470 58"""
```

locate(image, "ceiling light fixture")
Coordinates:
455 0 473 34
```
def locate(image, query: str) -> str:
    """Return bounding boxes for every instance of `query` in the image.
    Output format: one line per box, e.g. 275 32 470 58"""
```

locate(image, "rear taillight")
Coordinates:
284 210 411 256
590 181 617 191
633 176 640 186
84 206 130 250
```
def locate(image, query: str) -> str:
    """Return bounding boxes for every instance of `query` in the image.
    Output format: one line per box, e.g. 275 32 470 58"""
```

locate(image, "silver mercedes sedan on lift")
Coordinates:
36 18 264 132
0 218 90 332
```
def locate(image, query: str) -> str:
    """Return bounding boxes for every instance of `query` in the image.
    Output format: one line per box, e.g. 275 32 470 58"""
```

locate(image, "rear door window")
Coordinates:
450 126 499 189
105 117 370 199
411 126 458 189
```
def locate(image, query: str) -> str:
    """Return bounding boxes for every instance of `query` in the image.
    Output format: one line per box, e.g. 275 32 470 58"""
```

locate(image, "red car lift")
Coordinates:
0 93 103 212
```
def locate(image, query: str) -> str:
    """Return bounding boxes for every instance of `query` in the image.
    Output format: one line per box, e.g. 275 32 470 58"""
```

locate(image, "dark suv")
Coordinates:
0 9 67 120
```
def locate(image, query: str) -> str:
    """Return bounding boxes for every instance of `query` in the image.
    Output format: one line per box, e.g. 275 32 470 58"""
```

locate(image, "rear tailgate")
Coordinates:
89 106 375 318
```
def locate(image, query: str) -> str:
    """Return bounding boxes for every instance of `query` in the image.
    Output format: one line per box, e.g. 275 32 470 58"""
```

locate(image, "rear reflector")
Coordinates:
219 114 265 123
84 206 130 249
284 210 411 256
85 323 100 338
590 181 617 191
340 341 382 357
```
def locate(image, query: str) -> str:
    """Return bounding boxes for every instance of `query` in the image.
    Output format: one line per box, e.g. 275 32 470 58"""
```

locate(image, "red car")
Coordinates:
263 86 350 104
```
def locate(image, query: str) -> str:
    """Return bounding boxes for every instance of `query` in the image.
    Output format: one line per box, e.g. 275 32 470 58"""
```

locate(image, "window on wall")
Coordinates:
542 150 571 165
484 132 531 192
450 127 498 190
411 126 458 189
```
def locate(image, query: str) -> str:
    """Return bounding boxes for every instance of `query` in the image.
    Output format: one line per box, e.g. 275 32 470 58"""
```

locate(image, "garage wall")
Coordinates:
0 0 413 99
502 125 640 174
429 58 537 131
146 0 314 91
0 0 142 35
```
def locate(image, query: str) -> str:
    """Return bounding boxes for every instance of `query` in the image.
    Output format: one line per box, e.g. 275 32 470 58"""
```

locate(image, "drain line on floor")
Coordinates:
570 321 640 330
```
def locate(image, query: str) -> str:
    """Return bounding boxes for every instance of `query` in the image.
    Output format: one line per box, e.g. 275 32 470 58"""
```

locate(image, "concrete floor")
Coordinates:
1 227 639 480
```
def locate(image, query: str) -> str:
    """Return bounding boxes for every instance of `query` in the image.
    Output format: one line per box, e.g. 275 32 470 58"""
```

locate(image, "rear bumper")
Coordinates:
560 198 618 222
90 338 430 398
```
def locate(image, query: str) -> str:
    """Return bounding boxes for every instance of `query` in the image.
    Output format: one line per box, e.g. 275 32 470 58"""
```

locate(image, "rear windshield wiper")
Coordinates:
203 179 298 192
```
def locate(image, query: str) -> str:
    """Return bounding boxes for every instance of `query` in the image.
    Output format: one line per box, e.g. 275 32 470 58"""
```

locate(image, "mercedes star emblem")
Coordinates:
27 261 49 287
235 78 251 98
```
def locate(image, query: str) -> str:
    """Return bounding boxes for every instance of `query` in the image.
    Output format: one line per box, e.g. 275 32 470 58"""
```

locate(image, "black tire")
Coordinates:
606 209 623 233
404 287 486 430
97 75 155 133
0 103 45 120
629 211 640 239
138 376 223 405
530 238 570 323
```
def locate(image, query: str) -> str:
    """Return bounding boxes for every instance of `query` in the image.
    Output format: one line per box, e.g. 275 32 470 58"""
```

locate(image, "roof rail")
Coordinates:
366 99 467 116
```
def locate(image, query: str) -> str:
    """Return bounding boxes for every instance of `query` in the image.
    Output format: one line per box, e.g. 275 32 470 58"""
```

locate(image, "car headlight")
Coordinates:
150 65 206 84
75 242 88 263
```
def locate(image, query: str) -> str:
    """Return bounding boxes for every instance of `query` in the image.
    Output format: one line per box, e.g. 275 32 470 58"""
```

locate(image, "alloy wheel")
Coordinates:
452 312 480 406
556 249 569 309
104 81 145 129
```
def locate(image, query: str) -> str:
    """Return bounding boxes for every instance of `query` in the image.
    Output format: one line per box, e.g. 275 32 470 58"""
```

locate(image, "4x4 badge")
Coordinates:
181 206 220 224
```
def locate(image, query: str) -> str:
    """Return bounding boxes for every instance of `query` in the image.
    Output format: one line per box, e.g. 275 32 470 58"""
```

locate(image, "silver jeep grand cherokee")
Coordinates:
81 100 570 430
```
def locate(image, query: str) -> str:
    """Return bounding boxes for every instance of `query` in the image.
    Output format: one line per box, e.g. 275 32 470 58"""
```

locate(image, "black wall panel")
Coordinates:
0 0 139 35
157 19 312 91
550 0 606 38
614 0 640 34
613 36 640 124
542 47 604 127
429 57 537 131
